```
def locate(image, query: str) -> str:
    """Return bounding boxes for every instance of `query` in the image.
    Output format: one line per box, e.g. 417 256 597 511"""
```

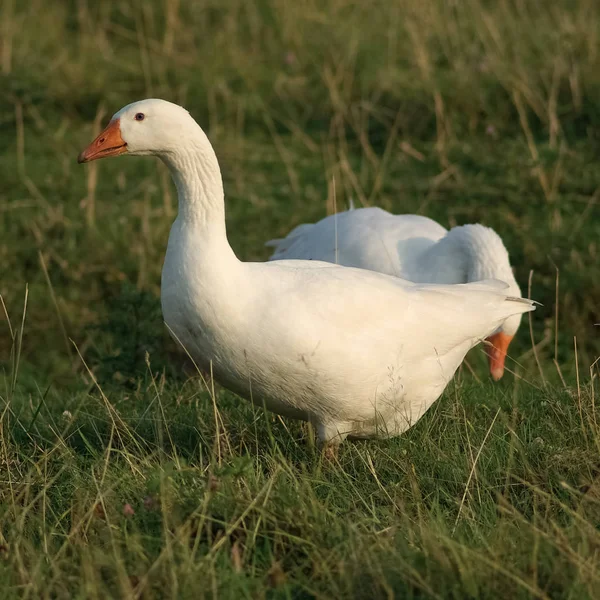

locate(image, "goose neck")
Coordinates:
162 144 226 231
419 224 517 289
448 224 514 284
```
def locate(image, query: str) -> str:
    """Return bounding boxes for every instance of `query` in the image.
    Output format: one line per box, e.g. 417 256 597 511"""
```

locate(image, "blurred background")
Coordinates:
1 0 599 387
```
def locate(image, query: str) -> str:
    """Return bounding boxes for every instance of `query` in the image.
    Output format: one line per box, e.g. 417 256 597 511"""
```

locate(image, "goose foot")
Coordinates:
321 443 340 462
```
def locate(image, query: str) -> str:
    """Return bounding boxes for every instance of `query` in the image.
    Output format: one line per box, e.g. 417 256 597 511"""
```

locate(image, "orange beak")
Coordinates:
485 331 514 381
77 119 127 163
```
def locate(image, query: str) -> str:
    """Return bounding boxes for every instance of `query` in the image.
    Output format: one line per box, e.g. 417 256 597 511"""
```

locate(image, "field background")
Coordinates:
1 0 600 597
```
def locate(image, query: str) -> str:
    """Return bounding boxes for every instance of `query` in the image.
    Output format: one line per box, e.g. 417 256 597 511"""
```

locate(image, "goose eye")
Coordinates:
135 113 145 121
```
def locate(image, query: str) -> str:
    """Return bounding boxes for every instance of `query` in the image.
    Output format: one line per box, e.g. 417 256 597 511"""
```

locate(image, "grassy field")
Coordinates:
1 0 600 597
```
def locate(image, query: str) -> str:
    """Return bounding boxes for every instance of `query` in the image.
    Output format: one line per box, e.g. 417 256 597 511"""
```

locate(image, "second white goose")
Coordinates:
267 207 523 381
78 99 535 449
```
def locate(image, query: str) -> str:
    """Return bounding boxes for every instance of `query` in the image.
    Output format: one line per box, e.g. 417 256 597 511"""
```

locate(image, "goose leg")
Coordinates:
315 421 351 461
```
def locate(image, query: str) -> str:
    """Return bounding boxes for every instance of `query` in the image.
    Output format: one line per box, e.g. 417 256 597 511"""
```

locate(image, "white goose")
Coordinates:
267 207 523 381
78 99 535 449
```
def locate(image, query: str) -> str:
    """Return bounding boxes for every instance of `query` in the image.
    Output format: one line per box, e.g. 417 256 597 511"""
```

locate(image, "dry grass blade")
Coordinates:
453 408 501 535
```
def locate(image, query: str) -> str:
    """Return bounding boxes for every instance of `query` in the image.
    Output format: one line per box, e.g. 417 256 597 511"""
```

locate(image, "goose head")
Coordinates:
77 99 204 163
465 229 522 382
441 224 523 381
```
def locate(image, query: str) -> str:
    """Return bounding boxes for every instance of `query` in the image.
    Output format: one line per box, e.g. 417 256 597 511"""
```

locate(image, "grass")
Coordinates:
1 0 600 597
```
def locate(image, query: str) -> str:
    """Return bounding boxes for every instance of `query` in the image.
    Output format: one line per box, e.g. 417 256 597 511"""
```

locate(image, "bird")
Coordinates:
78 99 535 451
267 206 523 381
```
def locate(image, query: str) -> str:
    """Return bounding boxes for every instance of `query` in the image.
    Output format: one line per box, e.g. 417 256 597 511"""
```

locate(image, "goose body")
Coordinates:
267 207 523 380
78 99 535 446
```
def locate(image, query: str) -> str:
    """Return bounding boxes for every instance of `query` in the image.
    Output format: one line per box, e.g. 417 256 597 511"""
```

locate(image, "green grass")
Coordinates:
1 0 600 597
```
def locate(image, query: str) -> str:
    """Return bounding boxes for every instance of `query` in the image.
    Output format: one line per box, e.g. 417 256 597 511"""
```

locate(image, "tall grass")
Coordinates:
1 0 599 596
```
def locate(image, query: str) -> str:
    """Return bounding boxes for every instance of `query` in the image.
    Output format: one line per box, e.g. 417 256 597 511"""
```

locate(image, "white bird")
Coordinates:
78 99 535 450
267 207 523 381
